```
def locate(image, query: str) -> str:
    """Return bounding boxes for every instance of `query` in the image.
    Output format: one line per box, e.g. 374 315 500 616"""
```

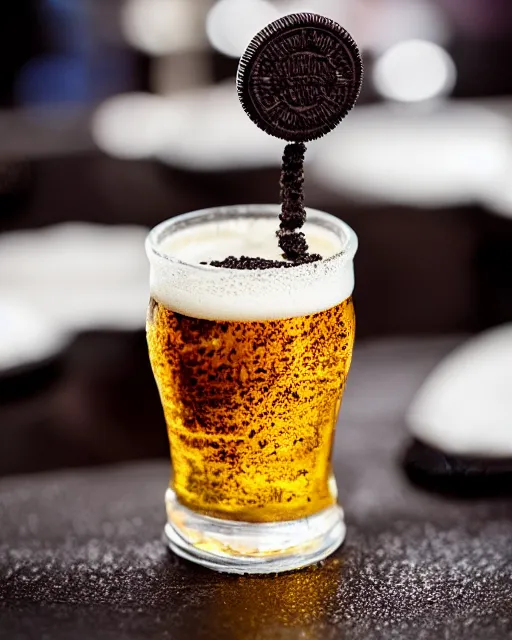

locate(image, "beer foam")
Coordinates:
147 206 357 321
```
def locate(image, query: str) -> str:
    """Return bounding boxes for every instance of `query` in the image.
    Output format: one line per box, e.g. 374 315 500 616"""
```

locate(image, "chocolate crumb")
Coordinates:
277 143 316 263
277 229 308 261
279 143 306 232
210 254 320 270
209 143 322 269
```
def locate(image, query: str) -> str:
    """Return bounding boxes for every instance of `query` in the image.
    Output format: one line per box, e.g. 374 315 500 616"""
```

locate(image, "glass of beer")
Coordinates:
146 204 357 574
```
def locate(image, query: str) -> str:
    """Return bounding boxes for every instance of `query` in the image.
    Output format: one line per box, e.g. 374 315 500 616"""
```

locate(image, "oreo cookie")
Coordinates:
237 13 363 142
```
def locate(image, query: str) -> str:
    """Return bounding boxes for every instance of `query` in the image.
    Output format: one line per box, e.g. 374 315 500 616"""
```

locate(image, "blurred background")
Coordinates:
1 0 511 477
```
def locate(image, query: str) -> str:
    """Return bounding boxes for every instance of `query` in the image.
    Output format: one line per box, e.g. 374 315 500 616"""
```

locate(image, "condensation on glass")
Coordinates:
146 205 358 574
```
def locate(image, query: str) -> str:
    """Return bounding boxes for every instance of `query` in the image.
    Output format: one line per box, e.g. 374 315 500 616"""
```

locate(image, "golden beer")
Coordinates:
146 205 358 573
147 296 355 523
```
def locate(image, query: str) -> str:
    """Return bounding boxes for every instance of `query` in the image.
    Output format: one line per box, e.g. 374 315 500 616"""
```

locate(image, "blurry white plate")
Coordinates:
93 85 295 170
0 223 149 371
407 324 512 458
311 102 512 208
0 299 66 373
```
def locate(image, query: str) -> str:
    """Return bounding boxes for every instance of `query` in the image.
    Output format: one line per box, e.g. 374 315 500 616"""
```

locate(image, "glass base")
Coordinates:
164 489 346 575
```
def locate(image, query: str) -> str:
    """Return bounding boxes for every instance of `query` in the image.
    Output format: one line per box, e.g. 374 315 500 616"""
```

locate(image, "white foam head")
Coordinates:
146 205 358 321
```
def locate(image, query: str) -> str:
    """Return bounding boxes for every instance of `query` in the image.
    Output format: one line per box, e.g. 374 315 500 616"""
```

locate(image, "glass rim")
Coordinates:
146 204 358 274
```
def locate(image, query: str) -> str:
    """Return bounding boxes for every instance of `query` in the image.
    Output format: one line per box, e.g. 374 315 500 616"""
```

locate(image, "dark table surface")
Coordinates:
1 337 511 640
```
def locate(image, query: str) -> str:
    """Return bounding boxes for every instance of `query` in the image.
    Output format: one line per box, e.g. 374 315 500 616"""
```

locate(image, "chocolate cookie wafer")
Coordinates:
237 13 363 143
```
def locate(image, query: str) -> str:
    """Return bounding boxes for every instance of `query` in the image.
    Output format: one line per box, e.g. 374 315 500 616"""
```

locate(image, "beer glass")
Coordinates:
146 205 357 574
